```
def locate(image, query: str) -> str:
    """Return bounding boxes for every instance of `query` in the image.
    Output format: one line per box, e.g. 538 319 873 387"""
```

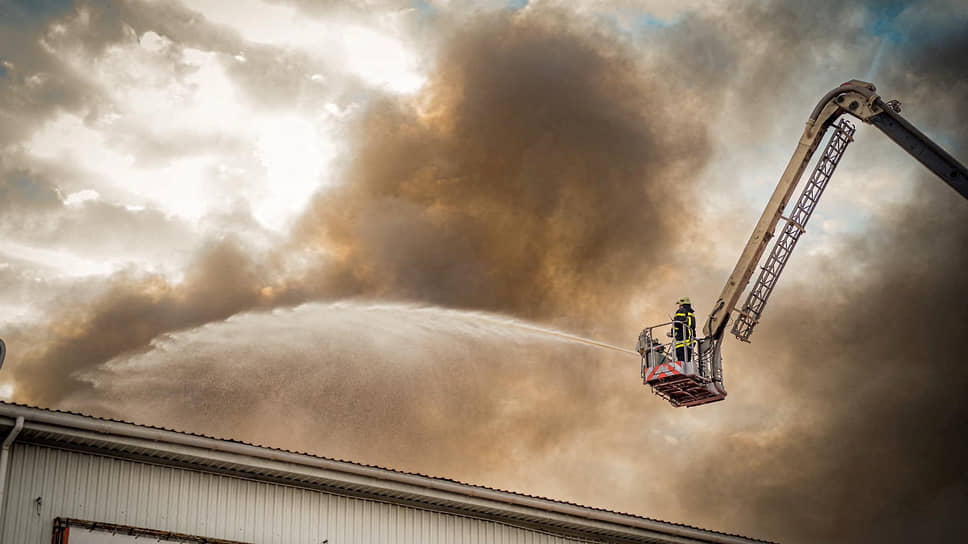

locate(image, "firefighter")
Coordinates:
672 297 696 362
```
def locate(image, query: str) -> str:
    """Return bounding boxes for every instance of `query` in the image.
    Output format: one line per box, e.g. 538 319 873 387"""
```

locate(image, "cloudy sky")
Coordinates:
1 0 967 542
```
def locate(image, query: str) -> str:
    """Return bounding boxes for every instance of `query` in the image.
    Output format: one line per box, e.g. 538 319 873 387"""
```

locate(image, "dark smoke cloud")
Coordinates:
657 187 968 543
5 2 968 543
638 2 968 541
8 4 712 439
6 239 293 405
295 11 712 323
878 4 968 146
3 5 719 518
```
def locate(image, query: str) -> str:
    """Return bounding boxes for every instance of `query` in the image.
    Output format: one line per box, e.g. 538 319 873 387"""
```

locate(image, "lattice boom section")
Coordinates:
732 119 856 342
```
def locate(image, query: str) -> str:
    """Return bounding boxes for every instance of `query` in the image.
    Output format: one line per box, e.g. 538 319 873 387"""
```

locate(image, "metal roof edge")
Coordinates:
0 402 775 544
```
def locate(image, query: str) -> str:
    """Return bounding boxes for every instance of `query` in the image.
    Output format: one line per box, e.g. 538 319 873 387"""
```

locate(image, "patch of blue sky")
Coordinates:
597 8 681 38
636 12 677 29
862 1 966 83
863 1 911 83
411 0 437 19
6 172 61 207
865 0 910 44
5 0 76 21
411 0 526 17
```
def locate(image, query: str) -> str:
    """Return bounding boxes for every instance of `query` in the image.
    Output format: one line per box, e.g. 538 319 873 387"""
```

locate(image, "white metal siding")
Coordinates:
1 443 594 544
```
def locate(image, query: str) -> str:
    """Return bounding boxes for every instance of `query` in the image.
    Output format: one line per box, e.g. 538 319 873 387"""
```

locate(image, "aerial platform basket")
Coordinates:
637 323 726 408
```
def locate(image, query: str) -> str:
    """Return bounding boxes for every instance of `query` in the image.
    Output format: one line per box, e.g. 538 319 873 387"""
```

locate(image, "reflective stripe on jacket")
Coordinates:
673 306 696 348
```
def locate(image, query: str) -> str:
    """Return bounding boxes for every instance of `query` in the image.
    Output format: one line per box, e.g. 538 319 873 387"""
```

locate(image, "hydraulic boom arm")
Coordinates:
703 80 968 340
639 80 967 408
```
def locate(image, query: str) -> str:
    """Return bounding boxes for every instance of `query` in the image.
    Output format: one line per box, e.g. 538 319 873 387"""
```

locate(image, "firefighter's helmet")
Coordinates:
676 296 691 306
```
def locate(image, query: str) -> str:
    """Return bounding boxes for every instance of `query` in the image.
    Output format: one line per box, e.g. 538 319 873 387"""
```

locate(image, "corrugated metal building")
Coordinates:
0 403 773 544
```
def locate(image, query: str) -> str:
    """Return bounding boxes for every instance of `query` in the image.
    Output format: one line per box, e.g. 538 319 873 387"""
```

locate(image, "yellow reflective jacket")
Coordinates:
673 305 696 348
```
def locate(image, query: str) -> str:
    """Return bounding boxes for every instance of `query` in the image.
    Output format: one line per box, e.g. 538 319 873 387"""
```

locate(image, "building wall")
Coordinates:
1 443 592 544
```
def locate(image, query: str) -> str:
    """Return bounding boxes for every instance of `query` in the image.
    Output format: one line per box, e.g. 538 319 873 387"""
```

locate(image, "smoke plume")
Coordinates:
294 12 711 323
3 2 967 543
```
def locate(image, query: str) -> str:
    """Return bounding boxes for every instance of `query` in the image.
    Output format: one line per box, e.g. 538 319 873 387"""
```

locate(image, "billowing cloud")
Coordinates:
6 238 289 405
624 1 968 541
0 169 197 264
663 189 968 542
1 2 967 544
0 1 102 144
295 10 713 323
6 3 711 425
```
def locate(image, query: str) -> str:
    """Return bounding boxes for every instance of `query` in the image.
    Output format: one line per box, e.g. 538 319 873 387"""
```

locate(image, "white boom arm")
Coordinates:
704 80 968 340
